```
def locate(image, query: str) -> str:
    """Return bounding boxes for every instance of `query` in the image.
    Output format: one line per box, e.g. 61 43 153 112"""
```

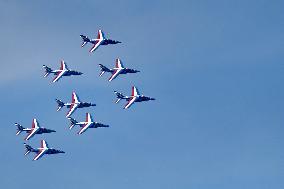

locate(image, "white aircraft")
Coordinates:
99 58 140 81
24 140 65 161
43 60 82 82
114 86 155 109
68 113 109 135
80 30 121 53
14 119 56 141
56 91 96 118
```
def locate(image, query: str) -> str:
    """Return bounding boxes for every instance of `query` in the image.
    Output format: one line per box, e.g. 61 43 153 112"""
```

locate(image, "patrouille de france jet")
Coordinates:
68 113 109 135
56 91 96 118
14 119 56 141
43 60 83 82
99 58 140 82
24 140 65 161
114 86 155 109
80 29 121 53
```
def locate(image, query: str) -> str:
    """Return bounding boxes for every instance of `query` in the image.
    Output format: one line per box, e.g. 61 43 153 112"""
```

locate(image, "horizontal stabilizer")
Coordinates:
24 143 33 156
68 117 77 130
43 65 52 77
15 123 24 135
55 99 65 111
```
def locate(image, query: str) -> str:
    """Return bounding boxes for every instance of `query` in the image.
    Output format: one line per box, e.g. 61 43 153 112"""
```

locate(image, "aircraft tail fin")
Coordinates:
99 64 111 76
67 117 77 130
24 143 34 156
114 91 125 103
15 123 24 135
43 65 52 77
55 99 65 111
80 35 90 47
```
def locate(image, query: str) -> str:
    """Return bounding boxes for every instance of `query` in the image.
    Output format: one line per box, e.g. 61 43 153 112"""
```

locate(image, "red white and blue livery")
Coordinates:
99 58 139 82
14 119 56 141
68 113 109 135
114 86 155 109
80 30 121 53
56 91 96 118
24 140 65 161
43 60 82 83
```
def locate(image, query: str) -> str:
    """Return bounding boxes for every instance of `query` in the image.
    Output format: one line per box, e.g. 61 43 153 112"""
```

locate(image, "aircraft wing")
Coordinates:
33 149 46 161
89 39 103 53
108 69 122 81
124 97 137 109
77 123 91 135
52 69 66 82
66 103 79 118
24 128 37 141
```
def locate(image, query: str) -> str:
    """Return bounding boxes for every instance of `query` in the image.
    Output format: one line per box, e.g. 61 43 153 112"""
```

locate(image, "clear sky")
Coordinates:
0 0 284 188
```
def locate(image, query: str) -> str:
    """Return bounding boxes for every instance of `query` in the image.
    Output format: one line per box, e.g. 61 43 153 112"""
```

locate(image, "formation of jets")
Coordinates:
14 29 155 161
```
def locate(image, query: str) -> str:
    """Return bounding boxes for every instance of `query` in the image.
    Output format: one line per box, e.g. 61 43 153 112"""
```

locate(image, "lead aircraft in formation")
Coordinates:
80 30 121 53
14 119 56 141
114 86 155 109
24 140 65 161
99 58 140 81
68 113 109 135
56 91 96 118
43 60 82 82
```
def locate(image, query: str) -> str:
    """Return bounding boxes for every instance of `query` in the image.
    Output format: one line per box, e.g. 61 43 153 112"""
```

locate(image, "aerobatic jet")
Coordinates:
56 91 96 118
68 113 109 135
43 60 82 82
24 140 65 161
99 58 140 82
14 119 56 141
114 86 155 109
80 30 121 53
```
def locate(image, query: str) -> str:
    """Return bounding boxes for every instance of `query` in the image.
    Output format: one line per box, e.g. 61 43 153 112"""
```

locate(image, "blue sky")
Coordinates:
0 0 284 188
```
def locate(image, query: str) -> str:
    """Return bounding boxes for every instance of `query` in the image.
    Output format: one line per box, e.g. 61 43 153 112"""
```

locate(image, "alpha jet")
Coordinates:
99 58 140 82
43 60 82 82
14 119 56 141
68 113 109 135
114 86 155 109
24 140 65 161
56 91 96 118
80 30 121 53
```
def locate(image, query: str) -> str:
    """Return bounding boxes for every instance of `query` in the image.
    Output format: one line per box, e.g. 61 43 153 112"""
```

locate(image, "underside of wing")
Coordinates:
108 69 121 81
52 70 66 82
33 149 46 161
124 97 136 109
24 128 37 141
66 103 79 118
89 39 103 53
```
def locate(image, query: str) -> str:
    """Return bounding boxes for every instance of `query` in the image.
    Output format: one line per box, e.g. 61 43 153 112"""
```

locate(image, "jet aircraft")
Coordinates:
80 30 121 53
14 119 56 141
99 58 140 81
24 140 65 161
43 60 82 82
68 113 109 135
114 86 155 109
56 91 96 118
